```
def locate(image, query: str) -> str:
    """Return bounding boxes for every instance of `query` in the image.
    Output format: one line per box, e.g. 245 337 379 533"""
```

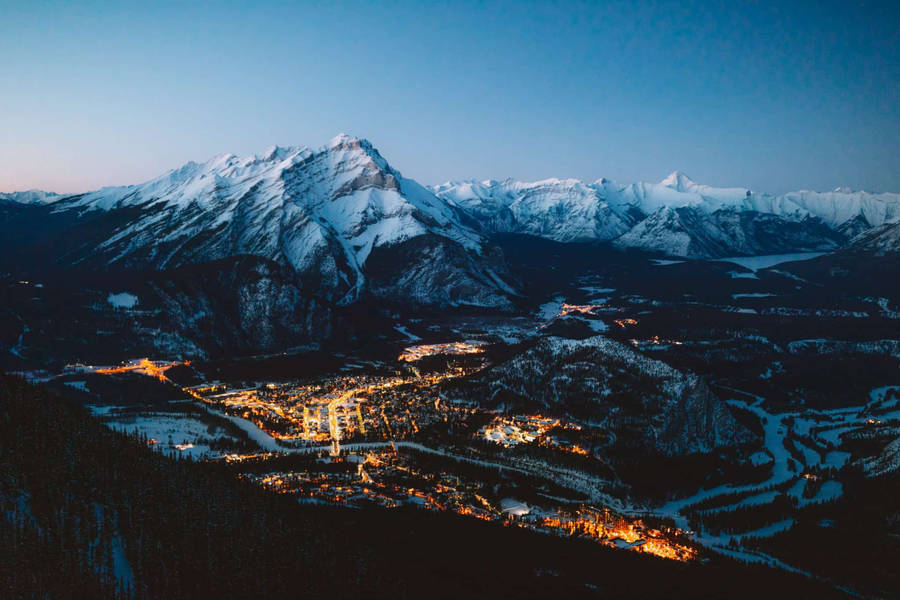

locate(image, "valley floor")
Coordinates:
4 248 900 596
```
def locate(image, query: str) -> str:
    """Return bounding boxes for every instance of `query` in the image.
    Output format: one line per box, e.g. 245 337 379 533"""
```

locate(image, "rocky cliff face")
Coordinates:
142 256 344 356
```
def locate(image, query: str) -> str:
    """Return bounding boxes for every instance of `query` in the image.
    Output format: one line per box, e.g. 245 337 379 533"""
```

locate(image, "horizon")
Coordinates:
2 1 898 195
4 132 896 198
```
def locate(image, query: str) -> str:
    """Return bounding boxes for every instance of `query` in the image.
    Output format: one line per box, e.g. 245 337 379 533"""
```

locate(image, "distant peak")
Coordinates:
324 133 390 173
661 171 696 189
328 133 361 148
0 189 62 204
833 186 854 194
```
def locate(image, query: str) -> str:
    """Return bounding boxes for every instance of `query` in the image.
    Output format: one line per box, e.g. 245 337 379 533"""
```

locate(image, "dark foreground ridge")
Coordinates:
0 374 844 599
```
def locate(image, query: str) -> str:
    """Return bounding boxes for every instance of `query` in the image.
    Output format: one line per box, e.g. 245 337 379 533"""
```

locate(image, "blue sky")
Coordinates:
1 0 898 194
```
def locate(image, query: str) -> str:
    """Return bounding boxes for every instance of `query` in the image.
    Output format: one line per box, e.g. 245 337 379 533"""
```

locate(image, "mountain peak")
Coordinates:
661 171 697 190
328 132 363 149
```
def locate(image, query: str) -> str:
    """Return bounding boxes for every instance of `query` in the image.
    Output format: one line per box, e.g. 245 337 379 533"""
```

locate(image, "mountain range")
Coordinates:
8 135 899 271
2 134 899 338
432 173 900 257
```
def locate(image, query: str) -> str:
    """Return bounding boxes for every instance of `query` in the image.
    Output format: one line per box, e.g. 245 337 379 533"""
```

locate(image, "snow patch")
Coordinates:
107 292 139 309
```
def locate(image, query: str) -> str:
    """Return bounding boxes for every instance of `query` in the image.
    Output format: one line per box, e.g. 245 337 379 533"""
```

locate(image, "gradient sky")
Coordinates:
1 0 898 194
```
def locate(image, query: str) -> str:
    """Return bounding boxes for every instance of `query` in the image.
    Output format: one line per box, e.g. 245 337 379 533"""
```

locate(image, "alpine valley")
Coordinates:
2 135 899 598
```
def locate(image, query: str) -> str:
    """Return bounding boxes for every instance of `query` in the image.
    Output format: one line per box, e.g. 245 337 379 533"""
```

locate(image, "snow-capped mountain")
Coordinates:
48 134 516 308
433 173 900 258
0 190 62 204
613 205 843 257
430 178 642 242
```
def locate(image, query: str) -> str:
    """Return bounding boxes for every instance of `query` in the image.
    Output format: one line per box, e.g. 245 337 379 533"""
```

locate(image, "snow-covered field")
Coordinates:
93 409 240 459
537 297 565 321
107 292 139 309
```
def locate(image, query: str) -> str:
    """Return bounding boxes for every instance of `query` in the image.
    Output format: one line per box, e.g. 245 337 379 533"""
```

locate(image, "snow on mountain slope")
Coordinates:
431 178 640 242
773 189 900 229
434 173 900 257
643 172 900 227
0 190 62 204
847 221 900 255
51 135 514 306
614 206 843 258
657 171 756 210
612 206 693 256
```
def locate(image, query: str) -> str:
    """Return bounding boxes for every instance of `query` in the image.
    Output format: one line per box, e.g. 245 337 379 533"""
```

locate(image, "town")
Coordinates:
62 348 700 564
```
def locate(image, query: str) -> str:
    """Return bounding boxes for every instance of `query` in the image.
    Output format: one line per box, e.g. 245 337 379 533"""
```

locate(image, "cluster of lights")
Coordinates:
398 341 486 362
95 358 191 383
614 318 638 328
540 512 697 562
480 415 560 447
556 303 605 317
480 415 592 456
195 368 478 451
87 351 698 563
628 336 684 347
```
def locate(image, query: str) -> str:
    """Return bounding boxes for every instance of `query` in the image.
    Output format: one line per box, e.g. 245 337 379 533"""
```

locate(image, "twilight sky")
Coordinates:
1 0 898 194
